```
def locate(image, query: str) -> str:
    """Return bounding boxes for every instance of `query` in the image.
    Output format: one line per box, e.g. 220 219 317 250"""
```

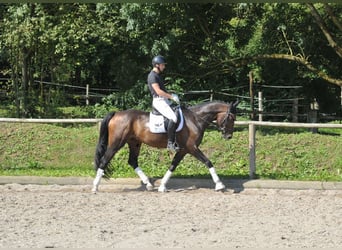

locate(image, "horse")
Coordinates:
92 100 239 193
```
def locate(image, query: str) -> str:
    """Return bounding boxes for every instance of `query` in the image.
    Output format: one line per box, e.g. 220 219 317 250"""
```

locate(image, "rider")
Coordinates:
147 55 180 152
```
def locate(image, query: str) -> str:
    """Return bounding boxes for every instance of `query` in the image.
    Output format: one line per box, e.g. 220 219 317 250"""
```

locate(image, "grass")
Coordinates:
0 122 341 181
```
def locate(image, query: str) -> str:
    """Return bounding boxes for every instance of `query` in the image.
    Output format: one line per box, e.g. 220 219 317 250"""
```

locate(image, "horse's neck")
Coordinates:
191 103 226 128
196 111 218 127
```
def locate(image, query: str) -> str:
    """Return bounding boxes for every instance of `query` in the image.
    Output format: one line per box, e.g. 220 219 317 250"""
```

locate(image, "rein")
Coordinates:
186 104 235 133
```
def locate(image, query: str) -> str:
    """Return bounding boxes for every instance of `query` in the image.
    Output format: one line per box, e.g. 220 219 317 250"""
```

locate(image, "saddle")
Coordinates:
148 106 184 133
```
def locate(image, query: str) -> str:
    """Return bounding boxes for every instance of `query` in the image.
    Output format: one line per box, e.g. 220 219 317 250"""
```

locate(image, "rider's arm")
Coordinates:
151 83 173 100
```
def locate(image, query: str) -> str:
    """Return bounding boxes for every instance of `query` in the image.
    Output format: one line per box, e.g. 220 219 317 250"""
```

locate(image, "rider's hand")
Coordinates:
171 94 180 104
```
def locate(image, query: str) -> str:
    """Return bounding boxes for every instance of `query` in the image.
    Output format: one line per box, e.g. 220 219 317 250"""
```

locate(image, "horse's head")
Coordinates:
217 100 239 140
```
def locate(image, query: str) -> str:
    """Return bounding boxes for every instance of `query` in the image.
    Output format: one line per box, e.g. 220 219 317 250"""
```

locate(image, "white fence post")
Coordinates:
248 123 256 179
258 91 263 121
86 84 89 106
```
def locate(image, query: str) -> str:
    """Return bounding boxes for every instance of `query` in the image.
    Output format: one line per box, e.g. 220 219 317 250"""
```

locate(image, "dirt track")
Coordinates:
1 183 341 248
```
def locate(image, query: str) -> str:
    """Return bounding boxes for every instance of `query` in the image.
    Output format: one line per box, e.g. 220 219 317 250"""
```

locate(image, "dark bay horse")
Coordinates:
92 100 239 193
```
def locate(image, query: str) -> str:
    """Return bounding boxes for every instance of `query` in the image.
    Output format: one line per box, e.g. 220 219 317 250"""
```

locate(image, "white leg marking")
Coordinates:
215 181 226 191
158 170 172 192
209 167 225 191
135 167 153 191
92 168 104 194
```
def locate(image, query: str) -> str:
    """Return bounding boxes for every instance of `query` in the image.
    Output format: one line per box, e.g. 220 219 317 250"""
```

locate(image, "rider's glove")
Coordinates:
171 94 180 104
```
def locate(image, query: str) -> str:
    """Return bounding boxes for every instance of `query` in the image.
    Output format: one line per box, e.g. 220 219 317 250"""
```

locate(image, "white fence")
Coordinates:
0 118 102 123
1 118 341 179
235 121 342 178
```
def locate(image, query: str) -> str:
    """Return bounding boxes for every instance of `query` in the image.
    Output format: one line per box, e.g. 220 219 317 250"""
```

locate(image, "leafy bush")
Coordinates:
0 122 341 181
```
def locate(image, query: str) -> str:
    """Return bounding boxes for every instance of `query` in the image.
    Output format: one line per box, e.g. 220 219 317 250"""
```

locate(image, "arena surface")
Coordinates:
1 183 341 248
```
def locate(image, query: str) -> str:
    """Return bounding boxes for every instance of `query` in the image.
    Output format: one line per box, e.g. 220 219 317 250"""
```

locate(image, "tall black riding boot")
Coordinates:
167 120 180 152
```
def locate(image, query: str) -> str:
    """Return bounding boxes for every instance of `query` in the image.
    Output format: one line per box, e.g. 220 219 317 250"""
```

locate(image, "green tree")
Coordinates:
0 3 341 118
1 4 47 117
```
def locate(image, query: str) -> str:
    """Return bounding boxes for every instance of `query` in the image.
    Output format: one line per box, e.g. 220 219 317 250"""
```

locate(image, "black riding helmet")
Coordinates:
152 55 167 66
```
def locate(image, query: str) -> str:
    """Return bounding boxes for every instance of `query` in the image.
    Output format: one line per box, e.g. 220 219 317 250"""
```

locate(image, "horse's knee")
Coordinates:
169 165 177 172
204 160 213 169
128 158 138 168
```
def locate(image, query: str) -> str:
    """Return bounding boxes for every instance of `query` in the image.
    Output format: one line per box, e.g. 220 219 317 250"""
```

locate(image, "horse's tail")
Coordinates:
94 111 116 172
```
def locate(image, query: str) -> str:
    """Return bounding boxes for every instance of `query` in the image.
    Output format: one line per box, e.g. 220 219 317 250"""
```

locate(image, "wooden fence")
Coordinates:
1 118 341 179
235 121 342 178
0 118 102 123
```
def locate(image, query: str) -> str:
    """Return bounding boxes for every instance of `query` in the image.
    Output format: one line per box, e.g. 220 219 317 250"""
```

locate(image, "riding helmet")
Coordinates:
152 55 167 66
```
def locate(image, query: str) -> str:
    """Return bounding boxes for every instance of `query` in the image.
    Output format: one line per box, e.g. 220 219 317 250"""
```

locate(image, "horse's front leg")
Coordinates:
191 147 225 191
158 152 186 192
128 141 153 191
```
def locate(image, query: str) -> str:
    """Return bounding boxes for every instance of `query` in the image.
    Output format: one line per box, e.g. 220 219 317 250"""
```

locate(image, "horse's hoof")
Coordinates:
158 185 168 193
146 183 154 191
91 187 98 194
215 182 226 191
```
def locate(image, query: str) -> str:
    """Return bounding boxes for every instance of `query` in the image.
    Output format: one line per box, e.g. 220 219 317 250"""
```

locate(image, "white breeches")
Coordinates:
152 97 177 123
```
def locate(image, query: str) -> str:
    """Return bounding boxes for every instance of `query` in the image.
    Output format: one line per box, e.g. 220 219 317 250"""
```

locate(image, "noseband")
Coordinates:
218 109 236 133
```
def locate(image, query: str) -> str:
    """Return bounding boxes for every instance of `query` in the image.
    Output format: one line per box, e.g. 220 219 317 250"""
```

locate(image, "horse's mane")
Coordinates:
187 100 227 112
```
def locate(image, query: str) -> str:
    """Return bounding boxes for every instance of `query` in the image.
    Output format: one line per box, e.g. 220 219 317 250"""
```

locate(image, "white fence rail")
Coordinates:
1 118 341 179
235 121 342 178
0 118 102 123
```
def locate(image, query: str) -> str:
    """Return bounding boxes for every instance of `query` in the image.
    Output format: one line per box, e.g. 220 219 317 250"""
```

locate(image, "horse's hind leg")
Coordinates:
92 145 120 193
128 141 153 191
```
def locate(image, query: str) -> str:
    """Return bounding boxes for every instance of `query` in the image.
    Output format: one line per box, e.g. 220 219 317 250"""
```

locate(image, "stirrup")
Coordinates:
167 141 180 152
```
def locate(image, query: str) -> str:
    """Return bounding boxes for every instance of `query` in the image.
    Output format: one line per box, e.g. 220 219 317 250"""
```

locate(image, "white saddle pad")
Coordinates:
148 108 184 133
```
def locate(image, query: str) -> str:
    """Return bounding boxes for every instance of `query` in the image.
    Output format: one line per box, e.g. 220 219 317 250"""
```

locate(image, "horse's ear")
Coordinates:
233 99 240 107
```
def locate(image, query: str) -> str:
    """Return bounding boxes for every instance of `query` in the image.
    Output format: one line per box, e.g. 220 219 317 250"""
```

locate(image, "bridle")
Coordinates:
218 108 236 134
186 102 237 134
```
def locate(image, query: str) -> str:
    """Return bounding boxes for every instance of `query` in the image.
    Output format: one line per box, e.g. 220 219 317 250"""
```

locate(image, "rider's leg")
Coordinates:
152 98 179 151
167 119 179 151
152 97 177 122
